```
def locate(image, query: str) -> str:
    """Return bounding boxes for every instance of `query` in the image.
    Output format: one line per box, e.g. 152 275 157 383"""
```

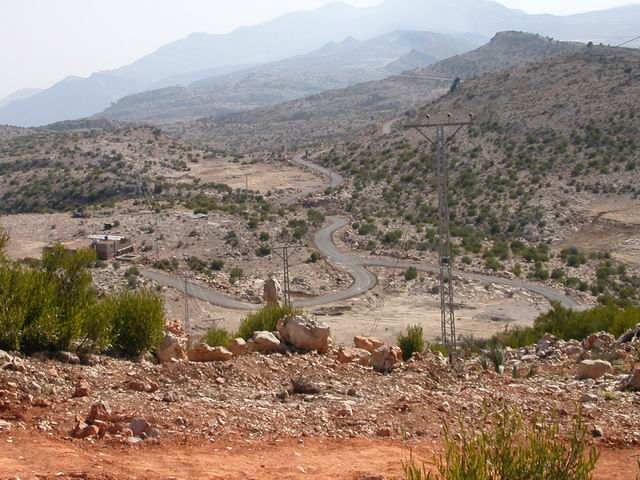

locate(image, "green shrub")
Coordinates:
210 259 225 271
203 327 232 347
404 267 418 281
236 304 301 340
108 290 165 356
229 267 244 284
483 344 506 373
397 324 425 361
404 406 599 479
496 303 640 348
153 258 178 271
255 245 271 257
0 238 165 356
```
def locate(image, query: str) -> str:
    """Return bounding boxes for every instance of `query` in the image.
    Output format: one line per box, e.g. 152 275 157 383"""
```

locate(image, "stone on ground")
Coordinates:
577 359 612 379
277 315 331 353
188 344 233 362
247 331 281 354
371 345 403 373
157 332 188 363
354 336 385 353
228 338 248 356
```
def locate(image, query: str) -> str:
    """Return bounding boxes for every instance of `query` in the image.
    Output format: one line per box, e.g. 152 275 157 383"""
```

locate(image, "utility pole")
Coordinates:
184 277 190 339
273 244 301 307
405 114 474 351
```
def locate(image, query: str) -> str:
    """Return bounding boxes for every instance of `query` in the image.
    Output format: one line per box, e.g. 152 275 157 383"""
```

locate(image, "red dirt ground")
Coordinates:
1 432 640 479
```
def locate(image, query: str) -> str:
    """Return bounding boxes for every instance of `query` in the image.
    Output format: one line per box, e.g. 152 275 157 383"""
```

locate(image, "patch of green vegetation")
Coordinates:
0 239 164 356
495 302 640 348
403 405 599 479
236 304 301 340
397 324 425 361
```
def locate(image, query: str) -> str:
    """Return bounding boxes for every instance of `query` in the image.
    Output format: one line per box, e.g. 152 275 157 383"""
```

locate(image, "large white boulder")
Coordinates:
277 315 331 354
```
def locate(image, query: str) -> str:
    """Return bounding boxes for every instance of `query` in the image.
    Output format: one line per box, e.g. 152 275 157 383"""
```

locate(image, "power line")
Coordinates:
404 114 475 353
617 35 640 47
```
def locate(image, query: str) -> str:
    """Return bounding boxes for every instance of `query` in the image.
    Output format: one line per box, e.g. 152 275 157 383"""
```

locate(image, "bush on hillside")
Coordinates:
204 327 232 348
495 302 640 348
403 405 599 480
108 290 165 356
397 324 425 361
236 304 301 340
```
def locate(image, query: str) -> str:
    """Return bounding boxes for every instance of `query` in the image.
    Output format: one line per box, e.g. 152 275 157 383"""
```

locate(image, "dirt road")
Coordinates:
1 432 638 479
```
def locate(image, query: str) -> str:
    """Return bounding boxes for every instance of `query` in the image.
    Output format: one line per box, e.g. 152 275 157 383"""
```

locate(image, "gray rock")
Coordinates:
581 392 599 403
129 418 152 437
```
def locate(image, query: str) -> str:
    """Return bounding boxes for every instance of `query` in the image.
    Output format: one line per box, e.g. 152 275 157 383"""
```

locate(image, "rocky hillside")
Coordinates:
177 32 588 151
97 31 478 124
317 43 639 278
417 31 583 79
0 125 207 213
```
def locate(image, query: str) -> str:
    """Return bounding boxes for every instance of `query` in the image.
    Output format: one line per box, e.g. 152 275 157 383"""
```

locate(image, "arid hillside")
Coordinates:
177 32 591 151
315 43 640 303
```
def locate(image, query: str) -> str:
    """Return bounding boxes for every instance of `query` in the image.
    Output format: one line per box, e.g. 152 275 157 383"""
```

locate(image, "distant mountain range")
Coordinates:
0 88 43 109
97 30 479 123
177 31 592 151
1 0 639 127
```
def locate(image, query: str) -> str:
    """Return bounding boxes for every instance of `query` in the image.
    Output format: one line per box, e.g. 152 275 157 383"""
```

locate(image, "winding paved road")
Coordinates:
142 149 580 311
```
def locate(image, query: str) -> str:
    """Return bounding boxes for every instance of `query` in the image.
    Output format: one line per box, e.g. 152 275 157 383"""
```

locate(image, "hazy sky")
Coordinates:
0 0 636 99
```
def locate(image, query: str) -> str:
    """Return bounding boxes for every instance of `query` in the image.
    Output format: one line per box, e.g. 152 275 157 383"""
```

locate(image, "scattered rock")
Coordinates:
581 392 599 403
577 359 612 379
591 425 604 437
354 336 385 353
124 380 152 392
156 332 188 363
247 331 281 354
73 379 91 398
129 418 153 437
87 401 112 424
583 332 615 352
337 347 371 366
277 315 331 354
0 420 12 431
228 338 248 357
377 426 392 437
72 421 99 439
291 378 322 395
621 368 640 391
54 351 81 365
188 344 233 362
371 345 403 373
162 391 181 403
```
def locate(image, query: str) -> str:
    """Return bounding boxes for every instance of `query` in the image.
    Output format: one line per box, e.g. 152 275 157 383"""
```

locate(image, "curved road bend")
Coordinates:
143 216 579 311
142 148 580 311
278 153 344 206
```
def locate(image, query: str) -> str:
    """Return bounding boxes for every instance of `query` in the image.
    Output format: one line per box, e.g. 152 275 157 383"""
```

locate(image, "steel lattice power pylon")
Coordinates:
405 115 474 350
